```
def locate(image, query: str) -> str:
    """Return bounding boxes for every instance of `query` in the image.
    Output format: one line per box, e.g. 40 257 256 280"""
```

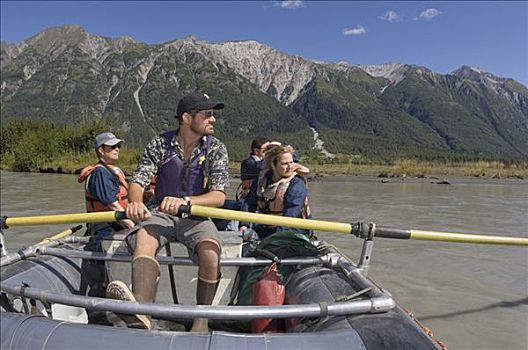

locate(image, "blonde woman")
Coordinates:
240 145 311 239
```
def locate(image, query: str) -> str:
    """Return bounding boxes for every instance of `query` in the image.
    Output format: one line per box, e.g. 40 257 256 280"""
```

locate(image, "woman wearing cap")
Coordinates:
240 144 312 239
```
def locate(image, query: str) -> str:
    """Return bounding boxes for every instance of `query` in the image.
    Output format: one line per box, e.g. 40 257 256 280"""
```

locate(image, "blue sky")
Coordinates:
1 1 527 86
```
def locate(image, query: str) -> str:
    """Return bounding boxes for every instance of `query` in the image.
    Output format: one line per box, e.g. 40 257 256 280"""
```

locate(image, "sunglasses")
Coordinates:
196 110 216 118
104 144 121 150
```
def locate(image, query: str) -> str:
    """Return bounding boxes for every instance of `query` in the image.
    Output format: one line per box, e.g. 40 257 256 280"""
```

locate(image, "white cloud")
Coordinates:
414 8 442 21
343 25 367 36
275 1 305 9
379 10 401 22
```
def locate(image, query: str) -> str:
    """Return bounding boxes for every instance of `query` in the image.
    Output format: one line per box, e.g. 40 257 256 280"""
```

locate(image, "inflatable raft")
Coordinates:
0 223 445 350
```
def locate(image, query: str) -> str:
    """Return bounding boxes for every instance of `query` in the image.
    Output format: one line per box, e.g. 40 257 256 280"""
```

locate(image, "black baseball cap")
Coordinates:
176 92 224 118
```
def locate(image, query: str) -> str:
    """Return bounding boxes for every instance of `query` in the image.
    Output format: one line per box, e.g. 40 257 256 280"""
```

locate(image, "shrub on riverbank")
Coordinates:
1 118 109 172
1 119 526 179
307 159 527 179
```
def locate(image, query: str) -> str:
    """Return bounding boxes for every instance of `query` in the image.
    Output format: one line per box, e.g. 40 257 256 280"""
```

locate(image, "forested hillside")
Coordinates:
1 25 527 161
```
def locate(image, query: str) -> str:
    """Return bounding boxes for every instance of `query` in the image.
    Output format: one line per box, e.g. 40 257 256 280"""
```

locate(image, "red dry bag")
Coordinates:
251 262 286 333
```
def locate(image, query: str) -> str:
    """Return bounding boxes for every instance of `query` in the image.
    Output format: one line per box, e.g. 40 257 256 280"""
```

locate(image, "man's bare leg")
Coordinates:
190 240 221 332
134 227 159 257
106 228 160 329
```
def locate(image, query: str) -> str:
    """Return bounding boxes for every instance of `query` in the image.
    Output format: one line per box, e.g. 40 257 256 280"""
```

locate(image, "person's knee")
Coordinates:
196 241 220 268
135 228 159 256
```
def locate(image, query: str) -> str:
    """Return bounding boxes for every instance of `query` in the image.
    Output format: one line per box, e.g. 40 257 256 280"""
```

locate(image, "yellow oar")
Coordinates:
184 205 528 247
2 207 527 247
1 211 127 228
37 225 84 245
190 205 352 233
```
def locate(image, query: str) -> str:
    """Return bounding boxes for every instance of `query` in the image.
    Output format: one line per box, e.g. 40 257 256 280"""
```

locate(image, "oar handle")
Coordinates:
1 211 128 229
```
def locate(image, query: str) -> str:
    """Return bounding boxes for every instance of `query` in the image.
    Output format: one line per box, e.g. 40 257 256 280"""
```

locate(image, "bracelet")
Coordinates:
183 196 192 206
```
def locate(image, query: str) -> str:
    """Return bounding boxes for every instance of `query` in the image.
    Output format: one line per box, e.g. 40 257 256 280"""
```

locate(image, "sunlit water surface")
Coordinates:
1 172 527 349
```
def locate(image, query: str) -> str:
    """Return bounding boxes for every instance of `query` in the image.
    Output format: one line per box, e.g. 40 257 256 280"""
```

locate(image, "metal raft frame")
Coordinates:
0 231 394 321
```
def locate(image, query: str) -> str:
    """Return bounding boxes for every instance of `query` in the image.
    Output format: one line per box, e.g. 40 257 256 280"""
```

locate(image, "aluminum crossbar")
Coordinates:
37 247 325 266
0 283 394 320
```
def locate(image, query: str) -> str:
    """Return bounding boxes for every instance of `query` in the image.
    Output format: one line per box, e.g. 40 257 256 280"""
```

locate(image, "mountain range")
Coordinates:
1 25 527 161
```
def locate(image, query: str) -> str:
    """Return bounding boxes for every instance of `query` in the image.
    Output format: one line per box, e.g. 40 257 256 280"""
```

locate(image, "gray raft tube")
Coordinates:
1 312 375 350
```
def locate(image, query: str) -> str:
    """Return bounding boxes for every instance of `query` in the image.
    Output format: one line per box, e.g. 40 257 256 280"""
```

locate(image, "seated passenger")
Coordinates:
237 136 270 200
78 132 135 237
240 144 311 239
263 141 309 176
77 132 135 323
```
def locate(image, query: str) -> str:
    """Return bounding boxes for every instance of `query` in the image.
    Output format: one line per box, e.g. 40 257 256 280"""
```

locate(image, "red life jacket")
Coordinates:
78 163 128 212
256 169 311 219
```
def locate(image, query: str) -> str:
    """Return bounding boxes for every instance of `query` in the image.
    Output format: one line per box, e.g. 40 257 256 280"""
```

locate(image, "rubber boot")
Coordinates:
106 255 160 330
190 274 220 332
132 255 160 303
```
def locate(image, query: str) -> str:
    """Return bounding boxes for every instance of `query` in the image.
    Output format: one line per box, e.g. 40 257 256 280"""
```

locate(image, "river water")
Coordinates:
1 171 527 349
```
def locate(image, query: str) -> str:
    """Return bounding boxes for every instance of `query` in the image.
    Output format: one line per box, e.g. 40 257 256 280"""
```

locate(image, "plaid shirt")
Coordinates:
131 130 229 193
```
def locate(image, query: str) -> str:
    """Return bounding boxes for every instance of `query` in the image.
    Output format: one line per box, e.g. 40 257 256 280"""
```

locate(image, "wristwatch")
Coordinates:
183 196 192 206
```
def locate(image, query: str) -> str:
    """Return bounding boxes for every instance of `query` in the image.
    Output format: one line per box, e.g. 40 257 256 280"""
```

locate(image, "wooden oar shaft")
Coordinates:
2 207 527 247
3 211 126 228
188 205 528 247
189 205 353 234
410 230 528 246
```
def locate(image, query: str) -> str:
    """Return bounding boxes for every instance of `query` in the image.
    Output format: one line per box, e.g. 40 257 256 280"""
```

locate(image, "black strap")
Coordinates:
319 302 329 318
20 283 30 314
335 287 372 302
253 248 281 264
1 215 8 229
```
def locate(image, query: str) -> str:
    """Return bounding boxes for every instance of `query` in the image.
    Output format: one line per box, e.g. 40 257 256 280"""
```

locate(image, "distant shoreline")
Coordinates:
2 160 526 183
312 174 528 185
2 170 527 188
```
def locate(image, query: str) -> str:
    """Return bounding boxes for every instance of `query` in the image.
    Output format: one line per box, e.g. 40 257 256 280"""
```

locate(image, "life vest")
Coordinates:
236 178 254 201
153 131 213 203
78 163 128 212
237 155 263 201
256 169 311 219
